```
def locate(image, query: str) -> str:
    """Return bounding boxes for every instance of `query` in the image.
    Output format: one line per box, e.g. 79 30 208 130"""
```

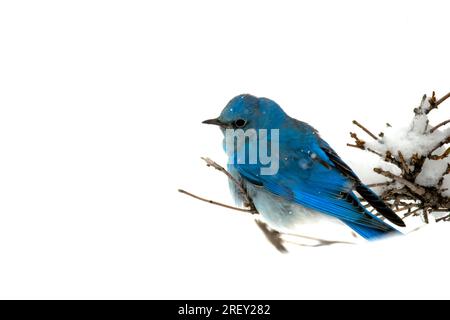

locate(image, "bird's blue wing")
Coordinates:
317 132 405 227
233 122 394 232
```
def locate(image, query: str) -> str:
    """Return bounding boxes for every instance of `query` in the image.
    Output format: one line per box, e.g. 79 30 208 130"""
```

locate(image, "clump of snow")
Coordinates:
362 95 449 202
366 96 449 160
377 160 402 175
411 114 429 134
415 158 449 187
416 95 431 113
369 121 449 194
365 122 449 160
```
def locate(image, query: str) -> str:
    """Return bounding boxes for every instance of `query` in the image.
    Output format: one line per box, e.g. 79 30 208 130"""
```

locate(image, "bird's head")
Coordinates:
203 94 287 131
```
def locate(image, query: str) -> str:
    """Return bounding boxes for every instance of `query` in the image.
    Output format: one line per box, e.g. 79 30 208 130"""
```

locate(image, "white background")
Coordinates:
0 0 449 299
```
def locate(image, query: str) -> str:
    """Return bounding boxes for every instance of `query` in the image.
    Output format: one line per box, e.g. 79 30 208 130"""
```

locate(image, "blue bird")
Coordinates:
203 94 405 240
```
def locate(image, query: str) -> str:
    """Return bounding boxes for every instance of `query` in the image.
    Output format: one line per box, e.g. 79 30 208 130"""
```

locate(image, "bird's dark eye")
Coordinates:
234 119 247 128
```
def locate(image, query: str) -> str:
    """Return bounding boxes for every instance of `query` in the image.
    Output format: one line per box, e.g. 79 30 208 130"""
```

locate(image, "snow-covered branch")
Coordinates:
349 91 450 223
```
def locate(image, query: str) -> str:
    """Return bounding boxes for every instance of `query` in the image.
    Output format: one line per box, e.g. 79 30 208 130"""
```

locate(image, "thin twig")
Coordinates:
254 220 287 253
429 147 450 160
281 231 356 245
349 132 366 148
349 144 383 157
201 157 245 196
435 92 450 107
352 120 379 140
423 208 429 224
429 136 450 155
425 92 437 114
178 189 256 214
179 188 289 252
190 158 292 252
426 91 450 114
367 148 383 157
398 151 410 175
347 143 364 150
430 119 450 133
436 214 450 223
403 207 422 219
383 150 400 167
366 181 393 188
201 157 256 211
373 168 426 196
182 158 363 252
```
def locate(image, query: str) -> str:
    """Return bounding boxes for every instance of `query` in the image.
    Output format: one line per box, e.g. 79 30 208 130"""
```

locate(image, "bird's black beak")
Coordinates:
202 118 223 126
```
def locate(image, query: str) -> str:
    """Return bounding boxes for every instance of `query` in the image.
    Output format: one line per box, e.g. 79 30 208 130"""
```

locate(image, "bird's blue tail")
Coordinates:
342 220 399 240
342 192 400 240
355 184 405 227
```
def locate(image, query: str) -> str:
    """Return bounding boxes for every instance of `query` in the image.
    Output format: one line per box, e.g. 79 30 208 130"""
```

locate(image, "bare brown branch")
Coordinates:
254 220 287 253
373 168 426 196
181 157 363 252
352 120 379 140
434 92 450 107
349 132 366 148
429 147 450 160
367 148 383 157
367 181 393 188
178 189 256 214
436 214 450 222
403 207 422 219
398 151 410 175
426 91 450 114
429 136 450 156
346 143 365 150
430 119 450 133
201 157 256 211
